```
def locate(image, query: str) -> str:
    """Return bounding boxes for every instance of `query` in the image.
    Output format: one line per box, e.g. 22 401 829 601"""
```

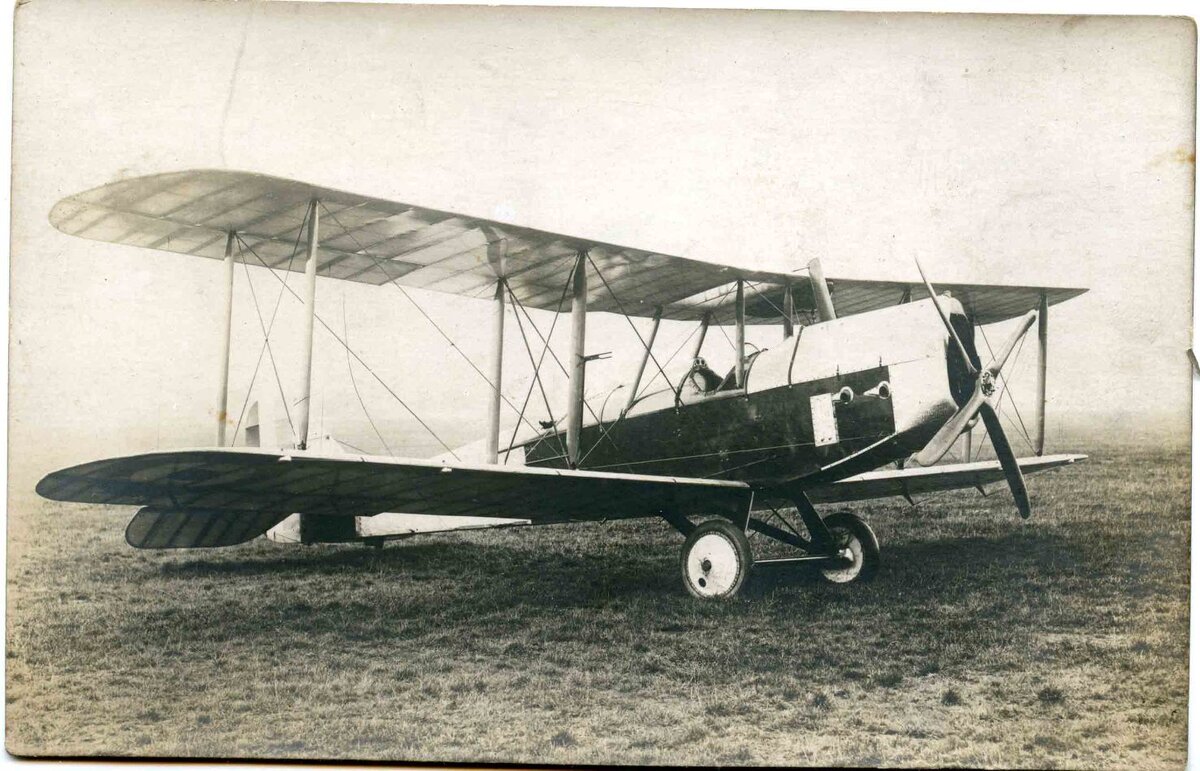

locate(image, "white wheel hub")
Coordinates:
685 532 744 598
821 528 864 584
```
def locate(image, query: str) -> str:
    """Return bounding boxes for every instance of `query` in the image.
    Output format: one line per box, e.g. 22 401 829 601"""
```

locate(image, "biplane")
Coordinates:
36 170 1087 599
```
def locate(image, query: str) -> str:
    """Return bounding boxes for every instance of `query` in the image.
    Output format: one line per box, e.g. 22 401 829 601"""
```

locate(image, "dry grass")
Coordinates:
5 441 1188 767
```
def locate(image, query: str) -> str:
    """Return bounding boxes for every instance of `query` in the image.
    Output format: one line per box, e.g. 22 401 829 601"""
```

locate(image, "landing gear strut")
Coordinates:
668 492 880 599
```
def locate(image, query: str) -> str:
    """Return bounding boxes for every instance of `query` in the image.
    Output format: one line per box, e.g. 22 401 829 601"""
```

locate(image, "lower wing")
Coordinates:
36 449 1083 549
808 454 1086 504
36 449 753 548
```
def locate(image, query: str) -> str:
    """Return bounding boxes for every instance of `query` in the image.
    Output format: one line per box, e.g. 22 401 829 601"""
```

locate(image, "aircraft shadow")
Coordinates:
746 529 1081 599
157 526 1080 607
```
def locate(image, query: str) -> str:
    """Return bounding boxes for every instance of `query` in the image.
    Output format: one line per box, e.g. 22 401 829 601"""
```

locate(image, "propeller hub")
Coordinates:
980 370 997 397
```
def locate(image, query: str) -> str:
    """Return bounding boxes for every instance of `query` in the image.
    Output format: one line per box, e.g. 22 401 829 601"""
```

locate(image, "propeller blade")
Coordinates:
984 309 1038 376
915 258 977 376
915 385 988 466
979 401 1031 519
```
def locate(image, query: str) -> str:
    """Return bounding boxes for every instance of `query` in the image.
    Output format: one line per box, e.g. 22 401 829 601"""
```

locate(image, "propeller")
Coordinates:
912 259 1037 519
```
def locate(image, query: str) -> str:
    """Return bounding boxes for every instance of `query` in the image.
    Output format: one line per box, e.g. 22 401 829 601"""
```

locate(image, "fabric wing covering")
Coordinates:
36 450 754 529
50 169 1086 325
125 508 289 549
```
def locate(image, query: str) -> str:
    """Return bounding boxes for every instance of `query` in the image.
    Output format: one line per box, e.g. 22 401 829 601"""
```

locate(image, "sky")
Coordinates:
9 2 1196 499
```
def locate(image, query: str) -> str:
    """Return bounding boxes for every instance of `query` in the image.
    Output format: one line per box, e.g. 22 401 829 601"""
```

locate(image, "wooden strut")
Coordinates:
660 510 696 537
747 517 810 550
499 267 582 464
788 488 837 551
735 279 746 388
216 231 236 446
624 307 662 413
566 251 588 466
691 313 710 361
807 257 837 322
485 279 506 464
296 199 319 450
1034 292 1048 456
782 284 795 339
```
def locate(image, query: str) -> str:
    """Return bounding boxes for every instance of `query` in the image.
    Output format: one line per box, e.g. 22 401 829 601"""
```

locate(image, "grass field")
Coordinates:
5 440 1189 767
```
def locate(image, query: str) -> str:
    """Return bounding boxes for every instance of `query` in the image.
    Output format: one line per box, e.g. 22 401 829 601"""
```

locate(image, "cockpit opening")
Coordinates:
678 350 763 404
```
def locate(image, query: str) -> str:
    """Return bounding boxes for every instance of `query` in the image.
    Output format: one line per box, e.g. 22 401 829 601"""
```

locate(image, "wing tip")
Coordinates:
34 470 71 501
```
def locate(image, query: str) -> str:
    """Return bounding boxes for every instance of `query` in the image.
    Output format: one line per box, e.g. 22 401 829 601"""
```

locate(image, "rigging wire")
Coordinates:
512 252 706 467
745 280 788 319
761 503 806 542
504 271 626 464
236 235 461 460
233 251 299 442
583 434 884 473
699 450 789 480
635 323 701 399
228 212 309 443
332 437 376 455
502 267 607 429
716 323 739 356
343 295 394 456
316 201 547 438
574 388 630 466
692 281 742 315
584 253 673 399
503 280 570 461
977 323 1036 452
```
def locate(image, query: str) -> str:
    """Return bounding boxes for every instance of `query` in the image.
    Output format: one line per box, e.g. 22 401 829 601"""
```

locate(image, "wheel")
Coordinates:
680 519 753 599
819 512 880 585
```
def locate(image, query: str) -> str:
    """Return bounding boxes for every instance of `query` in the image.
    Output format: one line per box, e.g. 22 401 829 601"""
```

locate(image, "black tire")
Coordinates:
680 519 753 599
818 511 880 585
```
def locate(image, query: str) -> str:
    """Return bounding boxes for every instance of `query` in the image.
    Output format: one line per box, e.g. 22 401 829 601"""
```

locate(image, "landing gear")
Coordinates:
817 511 880 584
667 493 881 599
680 519 752 599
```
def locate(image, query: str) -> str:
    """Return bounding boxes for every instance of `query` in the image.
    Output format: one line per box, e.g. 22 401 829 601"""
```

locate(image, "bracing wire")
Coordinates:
584 253 673 399
635 323 701 399
343 295 393 456
317 201 546 438
716 324 739 356
503 280 570 462
745 280 788 319
233 253 298 443
229 213 308 443
582 434 884 473
504 264 622 462
503 266 606 427
237 235 461 460
978 323 1036 451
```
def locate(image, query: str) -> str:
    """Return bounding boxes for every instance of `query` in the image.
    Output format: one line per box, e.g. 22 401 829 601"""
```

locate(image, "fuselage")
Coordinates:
511 297 971 488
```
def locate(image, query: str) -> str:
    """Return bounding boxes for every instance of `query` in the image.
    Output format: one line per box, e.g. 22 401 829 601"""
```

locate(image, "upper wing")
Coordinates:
49 169 778 320
688 278 1088 326
808 454 1086 504
50 169 1086 325
36 448 752 524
